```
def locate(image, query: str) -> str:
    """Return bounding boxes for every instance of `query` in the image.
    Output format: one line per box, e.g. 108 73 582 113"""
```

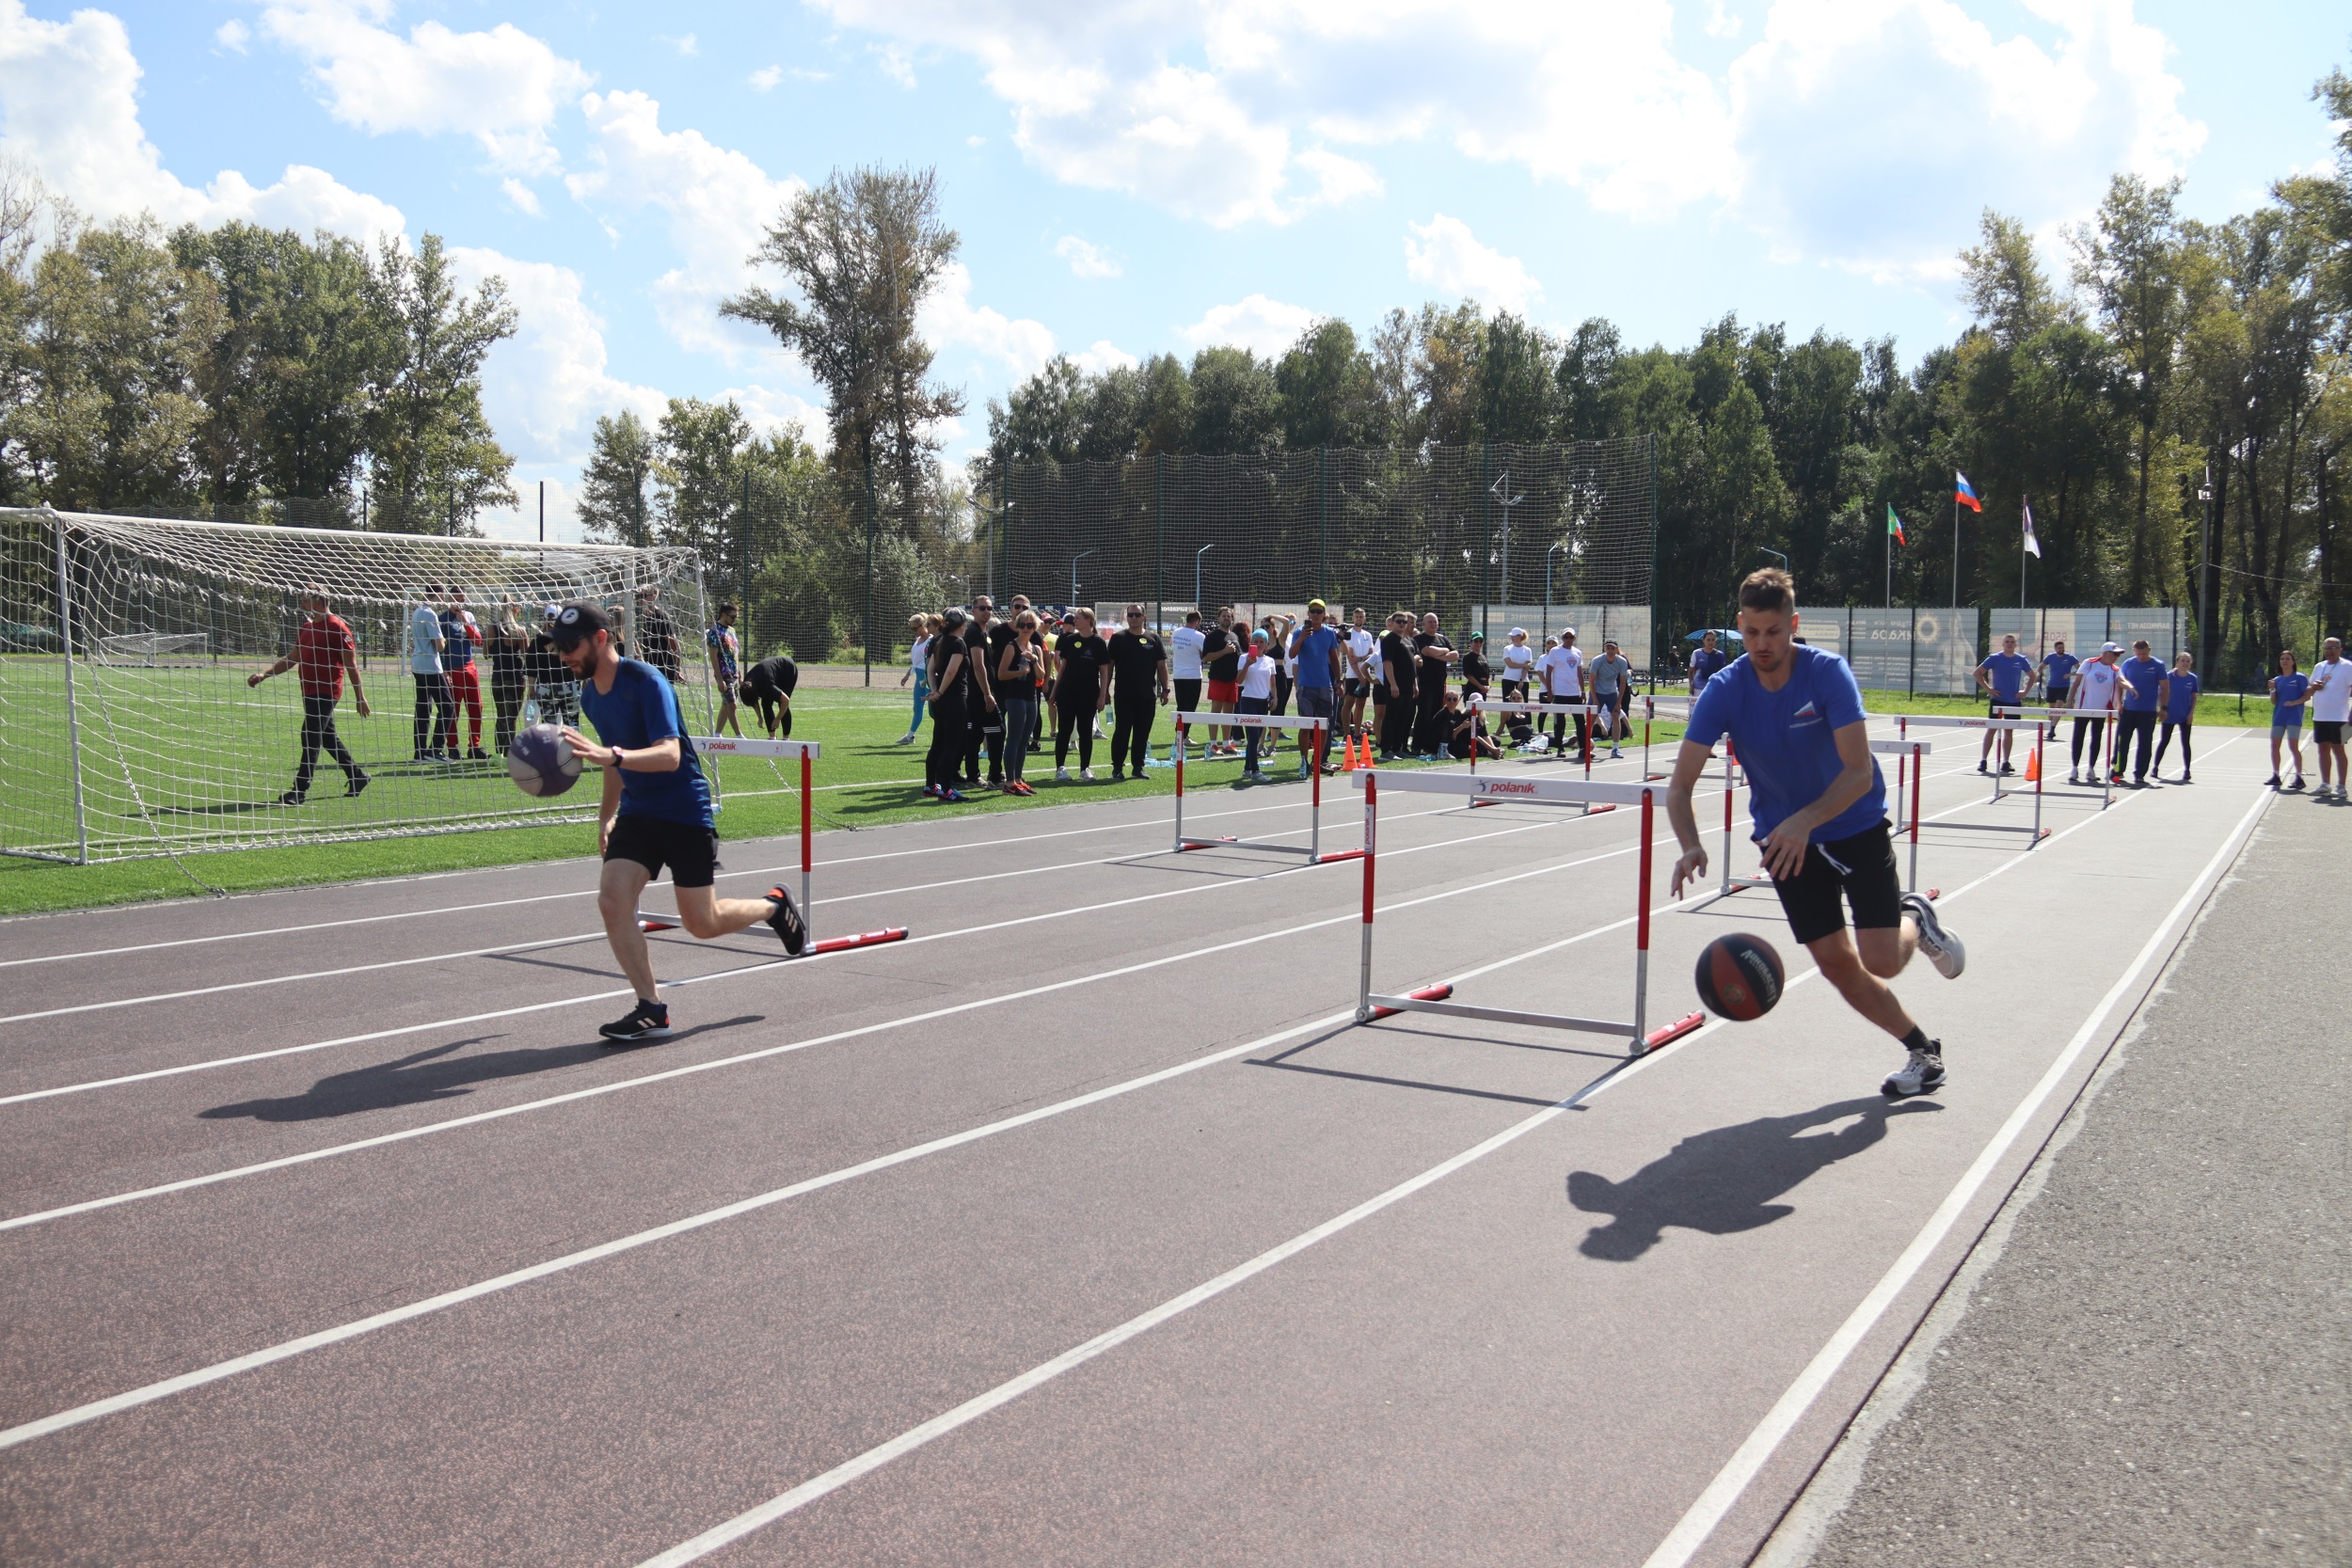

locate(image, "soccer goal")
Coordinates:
0 506 717 863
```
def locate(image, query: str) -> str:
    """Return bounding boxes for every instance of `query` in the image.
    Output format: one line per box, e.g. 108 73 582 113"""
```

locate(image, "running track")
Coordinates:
0 723 2277 1566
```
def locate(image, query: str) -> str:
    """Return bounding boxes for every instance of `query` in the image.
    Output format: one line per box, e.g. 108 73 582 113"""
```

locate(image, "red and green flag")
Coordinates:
1886 504 1907 546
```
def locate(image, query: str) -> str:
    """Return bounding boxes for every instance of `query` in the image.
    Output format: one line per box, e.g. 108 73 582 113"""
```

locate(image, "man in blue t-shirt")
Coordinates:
551 600 806 1043
2041 641 2080 730
2115 639 2168 785
1975 633 2036 774
1668 568 1965 1099
1689 629 1730 693
1287 598 1344 778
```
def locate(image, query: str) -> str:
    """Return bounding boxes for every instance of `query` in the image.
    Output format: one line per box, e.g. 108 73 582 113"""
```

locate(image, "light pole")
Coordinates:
1071 549 1093 611
2197 466 2214 679
1756 547 1788 573
1194 543 1216 612
1545 540 1569 641
1488 470 1523 643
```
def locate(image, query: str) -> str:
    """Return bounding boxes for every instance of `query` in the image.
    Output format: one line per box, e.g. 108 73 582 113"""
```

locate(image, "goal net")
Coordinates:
1 508 718 863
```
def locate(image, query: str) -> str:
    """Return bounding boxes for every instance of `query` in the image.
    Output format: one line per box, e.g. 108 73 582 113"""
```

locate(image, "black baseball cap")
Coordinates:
548 600 612 648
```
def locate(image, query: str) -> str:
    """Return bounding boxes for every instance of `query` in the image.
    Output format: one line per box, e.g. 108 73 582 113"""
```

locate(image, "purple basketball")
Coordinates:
506 722 581 798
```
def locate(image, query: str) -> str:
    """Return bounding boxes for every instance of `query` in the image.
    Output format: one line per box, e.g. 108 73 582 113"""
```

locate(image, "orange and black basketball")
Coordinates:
1695 932 1784 1022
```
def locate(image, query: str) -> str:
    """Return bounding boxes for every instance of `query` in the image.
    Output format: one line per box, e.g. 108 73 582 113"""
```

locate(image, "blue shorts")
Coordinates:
1295 684 1337 721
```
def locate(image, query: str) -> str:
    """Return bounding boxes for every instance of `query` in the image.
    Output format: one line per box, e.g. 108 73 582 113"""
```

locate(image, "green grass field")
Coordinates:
0 658 2266 918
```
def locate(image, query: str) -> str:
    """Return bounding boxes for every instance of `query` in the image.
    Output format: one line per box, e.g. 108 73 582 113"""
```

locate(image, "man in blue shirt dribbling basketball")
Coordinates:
1666 569 1966 1099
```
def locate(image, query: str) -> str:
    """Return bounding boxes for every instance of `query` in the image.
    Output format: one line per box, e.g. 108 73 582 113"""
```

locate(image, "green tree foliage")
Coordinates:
361 233 516 530
578 409 654 545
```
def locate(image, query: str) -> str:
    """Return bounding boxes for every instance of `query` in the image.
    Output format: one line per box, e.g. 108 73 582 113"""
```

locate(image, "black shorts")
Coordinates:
1770 821 1903 947
2316 720 2346 746
1344 678 1367 699
605 815 721 889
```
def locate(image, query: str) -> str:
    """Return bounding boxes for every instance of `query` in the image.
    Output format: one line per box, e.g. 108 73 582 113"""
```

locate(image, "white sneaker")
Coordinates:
1903 892 1964 979
1056 767 1071 781
1608 747 1622 759
2067 768 2080 784
1881 1046 1947 1099
1080 767 1095 781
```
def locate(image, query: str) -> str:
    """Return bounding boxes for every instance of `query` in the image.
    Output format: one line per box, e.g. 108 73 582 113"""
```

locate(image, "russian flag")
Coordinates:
1955 471 1983 513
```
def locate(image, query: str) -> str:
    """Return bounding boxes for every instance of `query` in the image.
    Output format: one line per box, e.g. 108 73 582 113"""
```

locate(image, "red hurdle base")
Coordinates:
1366 983 1454 1022
636 918 909 956
1644 1010 1708 1050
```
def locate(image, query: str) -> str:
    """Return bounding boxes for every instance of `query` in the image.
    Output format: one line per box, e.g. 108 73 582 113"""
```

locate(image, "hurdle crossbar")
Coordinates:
1350 771 1706 1055
2037 701 2125 808
634 736 910 955
1168 712 1361 863
1888 714 2053 843
1468 698 1613 812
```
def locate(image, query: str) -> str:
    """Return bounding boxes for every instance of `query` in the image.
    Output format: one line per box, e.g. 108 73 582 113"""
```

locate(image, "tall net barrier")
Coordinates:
1 509 714 863
981 440 1656 664
1793 607 1981 695
1989 608 2187 664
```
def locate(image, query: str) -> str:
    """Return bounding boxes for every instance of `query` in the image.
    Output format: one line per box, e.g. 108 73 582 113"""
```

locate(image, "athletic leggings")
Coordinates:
411 673 453 756
908 673 929 735
2154 719 2192 772
1379 689 1417 755
2069 716 2107 770
1548 702 1587 754
1237 695 1272 769
1055 694 1097 770
925 691 966 792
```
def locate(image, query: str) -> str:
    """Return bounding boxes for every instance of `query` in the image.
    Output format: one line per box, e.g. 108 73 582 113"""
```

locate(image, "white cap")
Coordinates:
2101 641 2121 653
1508 626 1526 638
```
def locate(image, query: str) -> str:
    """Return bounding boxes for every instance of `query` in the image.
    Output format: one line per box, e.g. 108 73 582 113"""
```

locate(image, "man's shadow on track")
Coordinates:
198 1016 762 1122
1565 1097 1939 1261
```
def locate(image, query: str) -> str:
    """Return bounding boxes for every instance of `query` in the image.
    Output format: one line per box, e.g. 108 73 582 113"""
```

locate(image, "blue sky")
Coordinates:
0 0 2344 541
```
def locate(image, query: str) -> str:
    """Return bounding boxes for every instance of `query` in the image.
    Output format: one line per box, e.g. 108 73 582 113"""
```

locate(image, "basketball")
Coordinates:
1694 932 1784 1022
506 722 581 798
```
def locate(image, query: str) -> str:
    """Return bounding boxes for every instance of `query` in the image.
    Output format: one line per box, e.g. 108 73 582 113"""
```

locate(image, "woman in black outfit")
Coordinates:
485 596 532 752
925 609 971 802
1054 608 1109 779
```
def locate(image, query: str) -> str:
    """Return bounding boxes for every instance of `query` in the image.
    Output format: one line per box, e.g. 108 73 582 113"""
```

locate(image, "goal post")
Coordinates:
0 506 719 863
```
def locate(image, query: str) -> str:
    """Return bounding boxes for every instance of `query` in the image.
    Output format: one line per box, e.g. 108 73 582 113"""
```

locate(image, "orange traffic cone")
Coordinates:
2024 746 2041 783
1357 734 1375 769
1341 732 1358 771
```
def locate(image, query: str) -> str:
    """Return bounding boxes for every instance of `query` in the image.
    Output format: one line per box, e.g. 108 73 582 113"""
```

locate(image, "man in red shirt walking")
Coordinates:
248 584 373 805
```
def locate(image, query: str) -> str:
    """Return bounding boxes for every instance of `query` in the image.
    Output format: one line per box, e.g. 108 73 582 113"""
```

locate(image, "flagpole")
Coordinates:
1885 506 1892 608
1951 496 1960 610
2019 495 2027 611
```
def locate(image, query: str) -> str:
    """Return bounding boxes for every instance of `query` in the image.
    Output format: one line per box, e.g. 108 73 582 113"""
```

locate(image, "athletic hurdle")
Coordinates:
1693 740 1776 910
1467 698 1612 815
1168 711 1363 863
636 736 910 955
1640 694 1693 780
1349 771 1707 1054
1871 736 1934 893
2039 698 2125 808
1887 714 2053 842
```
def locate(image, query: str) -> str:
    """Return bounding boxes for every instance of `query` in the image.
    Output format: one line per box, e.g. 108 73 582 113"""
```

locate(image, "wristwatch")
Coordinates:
612 748 626 770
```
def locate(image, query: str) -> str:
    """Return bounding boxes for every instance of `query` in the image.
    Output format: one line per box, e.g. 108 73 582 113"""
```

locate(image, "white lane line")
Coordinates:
1636 782 2269 1568
628 749 2210 1565
0 839 1678 1447
0 785 1615 1109
0 828 1667 1232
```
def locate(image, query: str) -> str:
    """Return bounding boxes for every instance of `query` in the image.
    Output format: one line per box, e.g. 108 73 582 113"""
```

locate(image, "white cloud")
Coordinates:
565 89 803 361
659 32 699 57
500 177 543 216
258 0 594 175
920 261 1057 380
1053 233 1120 279
448 245 666 468
749 65 783 91
1179 293 1315 359
873 42 916 87
1071 340 1137 375
1403 214 1540 314
809 0 2201 262
215 19 250 54
718 384 830 448
0 0 403 240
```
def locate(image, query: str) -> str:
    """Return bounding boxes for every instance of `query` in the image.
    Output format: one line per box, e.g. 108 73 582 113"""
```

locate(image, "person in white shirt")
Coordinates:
1537 629 1587 756
1343 607 1377 743
1169 609 1207 761
1236 628 1280 781
2309 636 2351 799
898 613 932 744
2066 642 2127 784
1498 626 1537 745
407 588 452 762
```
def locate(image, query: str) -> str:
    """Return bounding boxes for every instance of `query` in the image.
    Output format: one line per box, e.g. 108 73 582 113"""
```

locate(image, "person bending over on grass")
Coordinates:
706 602 743 736
2268 648 2311 791
2153 650 2201 784
1975 633 2034 774
250 585 371 805
2306 637 2349 800
1667 568 1964 1100
739 653 798 738
548 601 803 1044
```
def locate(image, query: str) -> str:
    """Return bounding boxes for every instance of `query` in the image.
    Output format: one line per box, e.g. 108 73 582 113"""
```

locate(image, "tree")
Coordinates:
722 165 964 514
1186 345 1279 454
1411 302 1485 447
362 232 516 531
2072 175 2187 599
579 410 654 544
1555 319 1626 441
652 396 753 563
1961 211 2067 348
1477 312 1555 443
1134 353 1193 455
1275 317 1375 449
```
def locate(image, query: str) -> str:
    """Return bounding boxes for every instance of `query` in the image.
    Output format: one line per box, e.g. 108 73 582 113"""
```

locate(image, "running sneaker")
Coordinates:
2267 773 2282 788
599 999 673 1044
1902 892 1965 979
765 886 807 955
2179 771 2192 784
923 783 940 799
469 747 491 761
1296 759 1312 779
2001 762 2016 774
2288 775 2307 792
896 733 915 745
1244 768 1271 784
2068 768 2081 784
1080 767 1095 781
1056 767 1072 781
346 772 372 798
1977 761 1989 774
941 787 969 803
1608 747 1622 759
1882 1046 1947 1099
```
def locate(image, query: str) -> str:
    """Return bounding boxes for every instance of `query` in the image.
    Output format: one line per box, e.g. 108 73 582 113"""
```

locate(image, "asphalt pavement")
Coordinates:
1761 786 2350 1568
